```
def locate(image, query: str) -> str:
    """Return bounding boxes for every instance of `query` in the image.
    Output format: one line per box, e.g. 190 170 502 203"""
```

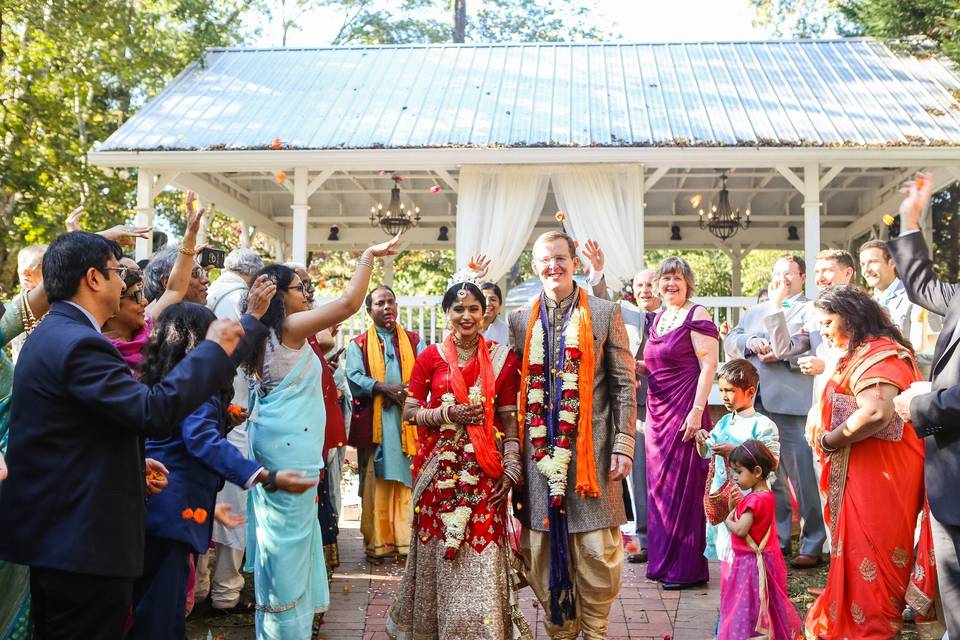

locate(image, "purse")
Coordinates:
703 458 743 526
829 392 903 441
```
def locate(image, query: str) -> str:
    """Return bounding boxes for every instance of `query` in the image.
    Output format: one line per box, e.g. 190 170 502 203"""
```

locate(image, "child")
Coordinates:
719 440 802 640
694 359 779 563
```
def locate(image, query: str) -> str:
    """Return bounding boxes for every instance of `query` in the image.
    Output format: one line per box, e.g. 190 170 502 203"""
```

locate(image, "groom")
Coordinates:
509 231 636 640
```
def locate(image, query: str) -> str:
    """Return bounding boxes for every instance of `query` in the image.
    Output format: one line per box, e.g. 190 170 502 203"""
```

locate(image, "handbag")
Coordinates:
829 392 903 441
703 458 743 526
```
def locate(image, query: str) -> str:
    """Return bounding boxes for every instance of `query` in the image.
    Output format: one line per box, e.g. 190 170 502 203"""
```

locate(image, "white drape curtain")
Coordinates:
455 165 550 283
551 165 645 290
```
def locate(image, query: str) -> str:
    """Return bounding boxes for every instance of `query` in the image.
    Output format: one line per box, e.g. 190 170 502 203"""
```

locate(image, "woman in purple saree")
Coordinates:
643 257 719 588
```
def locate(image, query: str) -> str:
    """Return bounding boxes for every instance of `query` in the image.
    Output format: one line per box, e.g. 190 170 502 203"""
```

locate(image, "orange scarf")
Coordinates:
518 287 599 498
441 334 503 480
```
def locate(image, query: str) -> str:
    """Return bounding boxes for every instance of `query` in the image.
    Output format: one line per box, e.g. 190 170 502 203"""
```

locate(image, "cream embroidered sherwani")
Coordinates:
509 287 637 640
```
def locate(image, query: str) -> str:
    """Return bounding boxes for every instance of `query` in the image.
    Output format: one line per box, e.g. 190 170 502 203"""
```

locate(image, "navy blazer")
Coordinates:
0 302 253 577
888 232 960 525
145 396 260 554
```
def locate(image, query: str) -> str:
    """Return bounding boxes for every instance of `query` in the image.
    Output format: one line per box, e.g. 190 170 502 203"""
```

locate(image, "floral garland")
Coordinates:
433 390 484 560
527 307 582 508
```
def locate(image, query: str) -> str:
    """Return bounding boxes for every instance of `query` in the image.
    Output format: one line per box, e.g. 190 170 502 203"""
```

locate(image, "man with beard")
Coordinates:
346 286 425 561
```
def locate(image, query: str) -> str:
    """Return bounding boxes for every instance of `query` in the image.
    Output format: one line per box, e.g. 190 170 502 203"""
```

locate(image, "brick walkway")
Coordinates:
318 520 720 640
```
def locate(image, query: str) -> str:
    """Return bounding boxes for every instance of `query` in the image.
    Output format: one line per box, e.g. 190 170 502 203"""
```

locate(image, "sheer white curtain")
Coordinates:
551 165 645 289
455 165 550 282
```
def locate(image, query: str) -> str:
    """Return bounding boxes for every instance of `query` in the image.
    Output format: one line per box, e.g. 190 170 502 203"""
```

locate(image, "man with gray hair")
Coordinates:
194 247 264 613
143 244 210 305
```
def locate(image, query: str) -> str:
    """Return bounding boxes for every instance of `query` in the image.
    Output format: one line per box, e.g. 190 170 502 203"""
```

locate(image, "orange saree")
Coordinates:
805 337 939 639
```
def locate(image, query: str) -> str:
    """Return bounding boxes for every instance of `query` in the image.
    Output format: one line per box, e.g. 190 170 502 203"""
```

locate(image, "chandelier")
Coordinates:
698 173 750 241
370 175 420 236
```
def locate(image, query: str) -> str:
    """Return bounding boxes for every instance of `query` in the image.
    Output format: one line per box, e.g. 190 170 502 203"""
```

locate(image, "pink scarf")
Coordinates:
110 316 152 378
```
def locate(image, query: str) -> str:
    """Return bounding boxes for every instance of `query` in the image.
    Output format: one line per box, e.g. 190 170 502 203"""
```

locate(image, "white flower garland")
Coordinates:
527 307 582 501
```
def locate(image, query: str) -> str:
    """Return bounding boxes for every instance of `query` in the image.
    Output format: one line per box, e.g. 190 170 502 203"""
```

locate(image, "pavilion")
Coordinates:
89 38 960 297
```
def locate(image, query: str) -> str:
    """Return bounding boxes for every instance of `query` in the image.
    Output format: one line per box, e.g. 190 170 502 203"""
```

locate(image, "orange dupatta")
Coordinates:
517 287 599 498
441 334 503 480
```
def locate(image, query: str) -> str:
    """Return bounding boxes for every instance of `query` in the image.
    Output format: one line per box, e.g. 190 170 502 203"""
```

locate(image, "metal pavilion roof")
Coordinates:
98 39 960 153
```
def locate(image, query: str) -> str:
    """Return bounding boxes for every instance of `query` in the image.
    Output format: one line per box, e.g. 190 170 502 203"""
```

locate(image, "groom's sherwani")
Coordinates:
508 287 637 533
508 286 636 639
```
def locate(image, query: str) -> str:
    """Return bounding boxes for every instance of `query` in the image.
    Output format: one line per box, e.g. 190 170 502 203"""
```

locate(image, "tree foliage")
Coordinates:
0 0 250 293
322 0 607 45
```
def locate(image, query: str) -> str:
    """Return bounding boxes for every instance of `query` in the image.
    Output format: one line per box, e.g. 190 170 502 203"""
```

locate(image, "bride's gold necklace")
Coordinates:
453 332 480 364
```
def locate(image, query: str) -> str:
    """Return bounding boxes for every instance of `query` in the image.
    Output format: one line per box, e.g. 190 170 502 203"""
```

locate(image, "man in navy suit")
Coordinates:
890 174 960 637
0 232 252 640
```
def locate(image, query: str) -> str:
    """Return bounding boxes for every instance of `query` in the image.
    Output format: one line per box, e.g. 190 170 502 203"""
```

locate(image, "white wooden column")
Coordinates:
239 221 251 249
383 256 395 287
134 170 156 260
291 167 310 265
803 163 821 296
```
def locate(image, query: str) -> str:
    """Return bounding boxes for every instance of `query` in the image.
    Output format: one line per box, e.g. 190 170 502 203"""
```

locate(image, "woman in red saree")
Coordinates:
386 278 529 640
805 286 940 639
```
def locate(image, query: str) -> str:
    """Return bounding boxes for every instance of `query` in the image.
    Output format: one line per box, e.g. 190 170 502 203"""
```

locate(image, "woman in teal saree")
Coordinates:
1 289 50 640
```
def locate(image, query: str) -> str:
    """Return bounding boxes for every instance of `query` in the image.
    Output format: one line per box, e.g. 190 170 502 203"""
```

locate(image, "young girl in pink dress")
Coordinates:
719 440 803 640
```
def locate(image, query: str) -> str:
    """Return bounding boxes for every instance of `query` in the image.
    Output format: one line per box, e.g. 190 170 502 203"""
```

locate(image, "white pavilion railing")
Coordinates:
320 295 756 355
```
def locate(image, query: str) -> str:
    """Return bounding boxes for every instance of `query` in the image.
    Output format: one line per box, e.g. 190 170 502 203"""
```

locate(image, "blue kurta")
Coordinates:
345 326 424 488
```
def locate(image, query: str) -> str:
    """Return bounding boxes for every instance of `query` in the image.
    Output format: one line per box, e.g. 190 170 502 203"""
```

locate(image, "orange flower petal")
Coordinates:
690 194 703 209
555 211 566 222
275 171 286 184
543 517 550 527
193 508 208 524
882 214 895 226
181 508 194 520
271 137 282 150
430 185 441 193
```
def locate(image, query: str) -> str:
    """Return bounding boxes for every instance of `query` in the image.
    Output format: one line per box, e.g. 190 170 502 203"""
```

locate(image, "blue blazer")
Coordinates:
145 396 260 554
0 301 260 577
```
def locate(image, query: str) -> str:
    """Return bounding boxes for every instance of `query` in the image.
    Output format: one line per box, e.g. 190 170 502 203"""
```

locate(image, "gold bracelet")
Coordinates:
178 246 196 256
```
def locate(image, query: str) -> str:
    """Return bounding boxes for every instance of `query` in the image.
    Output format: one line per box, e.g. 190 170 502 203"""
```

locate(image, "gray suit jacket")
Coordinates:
592 277 648 418
723 297 814 416
508 288 637 533
888 232 960 525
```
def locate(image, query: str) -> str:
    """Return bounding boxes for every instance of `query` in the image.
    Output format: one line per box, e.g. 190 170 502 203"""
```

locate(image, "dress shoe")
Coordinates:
790 554 822 569
661 580 707 591
627 549 648 563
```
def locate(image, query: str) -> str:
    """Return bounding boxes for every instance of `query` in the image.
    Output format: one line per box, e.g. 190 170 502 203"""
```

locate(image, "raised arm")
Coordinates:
763 309 811 360
281 233 402 343
582 240 611 300
146 192 204 320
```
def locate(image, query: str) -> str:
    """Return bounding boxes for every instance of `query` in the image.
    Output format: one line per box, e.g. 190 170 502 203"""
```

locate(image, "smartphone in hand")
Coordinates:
199 247 226 269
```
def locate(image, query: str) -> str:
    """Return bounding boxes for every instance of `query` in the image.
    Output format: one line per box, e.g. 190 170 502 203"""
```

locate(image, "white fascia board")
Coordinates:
89 147 960 172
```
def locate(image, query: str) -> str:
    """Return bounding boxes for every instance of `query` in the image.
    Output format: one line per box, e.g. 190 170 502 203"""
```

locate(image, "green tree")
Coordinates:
0 0 250 293
315 0 607 45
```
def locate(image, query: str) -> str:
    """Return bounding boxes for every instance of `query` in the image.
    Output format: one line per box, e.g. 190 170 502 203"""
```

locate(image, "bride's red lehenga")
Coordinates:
386 336 523 640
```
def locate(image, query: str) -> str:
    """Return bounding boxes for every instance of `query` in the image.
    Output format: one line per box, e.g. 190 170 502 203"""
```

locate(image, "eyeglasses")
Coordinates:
287 283 306 294
191 267 206 279
102 266 130 281
122 288 145 304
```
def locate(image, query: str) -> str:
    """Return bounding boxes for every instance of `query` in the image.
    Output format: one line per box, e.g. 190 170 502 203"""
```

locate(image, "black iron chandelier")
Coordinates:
370 175 421 236
698 173 750 241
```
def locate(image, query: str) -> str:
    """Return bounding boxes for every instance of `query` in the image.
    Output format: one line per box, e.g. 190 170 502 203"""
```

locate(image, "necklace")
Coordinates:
658 304 687 333
453 332 479 363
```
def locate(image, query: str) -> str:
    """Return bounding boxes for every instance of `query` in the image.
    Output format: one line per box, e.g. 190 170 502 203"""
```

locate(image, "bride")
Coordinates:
386 265 529 640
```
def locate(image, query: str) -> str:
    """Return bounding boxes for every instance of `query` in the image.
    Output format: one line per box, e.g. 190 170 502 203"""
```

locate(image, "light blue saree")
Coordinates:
246 345 329 640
